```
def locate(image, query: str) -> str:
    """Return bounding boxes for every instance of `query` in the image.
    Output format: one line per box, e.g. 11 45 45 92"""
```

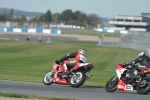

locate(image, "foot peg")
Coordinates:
86 75 93 80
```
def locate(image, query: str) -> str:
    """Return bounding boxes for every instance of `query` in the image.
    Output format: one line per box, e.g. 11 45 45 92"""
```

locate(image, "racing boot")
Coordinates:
64 70 71 77
86 75 93 80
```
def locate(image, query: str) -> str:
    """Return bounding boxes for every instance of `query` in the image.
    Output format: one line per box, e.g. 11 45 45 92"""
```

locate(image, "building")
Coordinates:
109 11 150 32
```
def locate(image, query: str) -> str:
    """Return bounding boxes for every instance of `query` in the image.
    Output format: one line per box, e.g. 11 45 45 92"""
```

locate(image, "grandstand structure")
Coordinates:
109 11 150 32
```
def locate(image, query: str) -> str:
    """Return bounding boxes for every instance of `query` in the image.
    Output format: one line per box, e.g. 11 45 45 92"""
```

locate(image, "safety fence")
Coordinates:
97 33 150 52
0 21 85 30
147 47 150 56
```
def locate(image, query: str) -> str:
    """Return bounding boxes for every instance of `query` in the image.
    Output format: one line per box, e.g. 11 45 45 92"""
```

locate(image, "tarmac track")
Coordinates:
0 80 149 100
0 32 99 42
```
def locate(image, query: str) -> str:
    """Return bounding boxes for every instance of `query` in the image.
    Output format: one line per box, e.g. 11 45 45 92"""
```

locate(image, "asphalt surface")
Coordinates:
0 80 150 100
0 31 99 42
0 33 78 42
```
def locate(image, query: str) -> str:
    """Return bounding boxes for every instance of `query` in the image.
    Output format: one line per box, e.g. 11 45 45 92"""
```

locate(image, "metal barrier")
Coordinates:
147 47 150 56
97 32 150 51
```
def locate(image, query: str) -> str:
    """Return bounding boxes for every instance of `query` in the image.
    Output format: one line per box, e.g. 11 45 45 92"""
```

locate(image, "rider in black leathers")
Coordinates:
122 51 150 79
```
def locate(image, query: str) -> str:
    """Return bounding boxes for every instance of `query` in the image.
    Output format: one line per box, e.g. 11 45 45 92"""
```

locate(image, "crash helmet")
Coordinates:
78 49 86 55
138 51 146 58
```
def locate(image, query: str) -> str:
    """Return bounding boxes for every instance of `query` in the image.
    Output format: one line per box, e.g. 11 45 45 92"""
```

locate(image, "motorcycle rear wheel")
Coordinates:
43 72 54 85
105 76 118 92
136 78 150 95
70 71 86 88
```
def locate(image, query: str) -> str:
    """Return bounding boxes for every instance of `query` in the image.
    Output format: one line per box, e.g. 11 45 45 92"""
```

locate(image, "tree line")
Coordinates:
0 8 101 27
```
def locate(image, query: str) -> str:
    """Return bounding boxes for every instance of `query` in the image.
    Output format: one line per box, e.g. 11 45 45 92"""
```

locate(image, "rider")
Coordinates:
57 49 87 76
123 51 150 79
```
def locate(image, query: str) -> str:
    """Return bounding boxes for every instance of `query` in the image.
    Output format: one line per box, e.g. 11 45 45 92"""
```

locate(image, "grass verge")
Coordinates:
0 92 77 100
0 39 140 87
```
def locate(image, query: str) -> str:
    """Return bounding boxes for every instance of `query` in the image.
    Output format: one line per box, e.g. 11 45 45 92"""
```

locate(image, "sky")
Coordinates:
0 0 150 18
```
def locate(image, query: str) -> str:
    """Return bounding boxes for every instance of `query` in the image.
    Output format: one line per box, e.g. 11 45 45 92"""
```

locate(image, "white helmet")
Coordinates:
138 51 146 58
78 49 86 55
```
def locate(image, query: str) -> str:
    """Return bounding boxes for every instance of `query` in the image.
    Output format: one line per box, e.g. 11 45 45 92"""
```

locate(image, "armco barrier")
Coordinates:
0 27 4 31
36 29 43 33
0 28 61 34
94 28 130 34
7 28 13 32
22 28 28 32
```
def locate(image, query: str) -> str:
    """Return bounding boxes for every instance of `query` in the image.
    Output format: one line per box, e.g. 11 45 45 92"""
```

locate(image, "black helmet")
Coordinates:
138 51 146 58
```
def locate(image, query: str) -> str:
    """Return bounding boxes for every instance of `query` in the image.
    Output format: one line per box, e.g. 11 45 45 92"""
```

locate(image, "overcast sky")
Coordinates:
0 0 149 18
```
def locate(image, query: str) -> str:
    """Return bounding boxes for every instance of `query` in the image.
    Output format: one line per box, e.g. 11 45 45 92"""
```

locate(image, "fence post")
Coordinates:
98 34 104 45
147 47 150 56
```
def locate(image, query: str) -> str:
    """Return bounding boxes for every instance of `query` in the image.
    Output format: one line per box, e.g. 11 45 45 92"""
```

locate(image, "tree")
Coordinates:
74 10 81 20
44 10 52 23
77 13 89 26
59 9 74 23
7 8 14 21
20 15 26 22
0 10 7 21
52 12 60 24
39 14 45 22
88 14 100 27
32 17 39 22
0 14 7 21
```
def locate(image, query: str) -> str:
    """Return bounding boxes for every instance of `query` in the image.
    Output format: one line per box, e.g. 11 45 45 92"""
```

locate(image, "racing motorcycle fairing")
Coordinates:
140 67 150 75
71 63 94 71
117 79 134 91
116 64 134 91
116 64 127 78
105 63 150 95
43 59 94 88
52 61 68 84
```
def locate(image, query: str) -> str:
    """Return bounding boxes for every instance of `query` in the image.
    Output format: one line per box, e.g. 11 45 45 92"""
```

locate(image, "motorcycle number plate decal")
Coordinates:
125 84 133 91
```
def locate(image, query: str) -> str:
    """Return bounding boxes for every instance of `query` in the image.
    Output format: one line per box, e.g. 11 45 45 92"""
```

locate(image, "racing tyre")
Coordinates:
105 76 118 92
136 77 150 95
70 71 86 88
43 72 54 85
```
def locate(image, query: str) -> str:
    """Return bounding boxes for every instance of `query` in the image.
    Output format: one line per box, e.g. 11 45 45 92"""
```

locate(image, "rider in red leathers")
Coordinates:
57 49 87 76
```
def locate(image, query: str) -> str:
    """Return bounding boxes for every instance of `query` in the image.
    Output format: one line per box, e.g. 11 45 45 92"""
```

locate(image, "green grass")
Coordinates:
62 28 121 37
0 39 140 87
0 92 28 98
0 92 77 100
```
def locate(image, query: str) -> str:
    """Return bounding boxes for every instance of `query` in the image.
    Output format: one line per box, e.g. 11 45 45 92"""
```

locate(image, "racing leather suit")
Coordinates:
123 55 150 79
58 52 86 71
126 55 150 68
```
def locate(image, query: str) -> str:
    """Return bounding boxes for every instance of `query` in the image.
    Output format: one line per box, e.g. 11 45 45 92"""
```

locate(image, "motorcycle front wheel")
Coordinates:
70 71 86 88
105 76 118 92
43 72 54 85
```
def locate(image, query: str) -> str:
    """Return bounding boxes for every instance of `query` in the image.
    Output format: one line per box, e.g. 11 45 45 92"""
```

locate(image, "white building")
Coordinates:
109 11 150 32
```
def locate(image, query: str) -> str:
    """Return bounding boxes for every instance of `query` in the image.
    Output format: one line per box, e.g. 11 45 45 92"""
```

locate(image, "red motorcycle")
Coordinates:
105 64 150 95
43 60 94 88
